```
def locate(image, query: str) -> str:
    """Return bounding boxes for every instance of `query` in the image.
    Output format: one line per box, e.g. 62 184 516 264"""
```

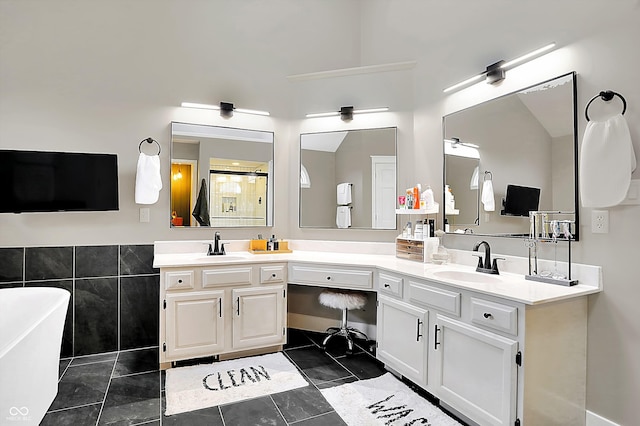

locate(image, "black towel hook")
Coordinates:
585 90 627 121
484 171 493 181
138 137 161 155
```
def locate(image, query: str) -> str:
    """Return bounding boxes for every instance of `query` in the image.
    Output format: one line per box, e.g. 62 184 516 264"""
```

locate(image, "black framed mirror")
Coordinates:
443 72 579 240
170 122 274 228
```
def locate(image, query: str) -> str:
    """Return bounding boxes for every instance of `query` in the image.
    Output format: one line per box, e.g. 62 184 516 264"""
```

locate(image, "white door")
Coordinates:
371 156 396 229
376 295 428 386
432 315 518 426
165 290 225 360
232 286 285 350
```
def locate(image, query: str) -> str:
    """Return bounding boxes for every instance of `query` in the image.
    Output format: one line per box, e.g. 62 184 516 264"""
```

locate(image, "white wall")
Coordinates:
1 1 639 424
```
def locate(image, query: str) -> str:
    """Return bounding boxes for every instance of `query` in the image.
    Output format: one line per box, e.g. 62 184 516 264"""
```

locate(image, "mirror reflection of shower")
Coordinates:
209 158 270 227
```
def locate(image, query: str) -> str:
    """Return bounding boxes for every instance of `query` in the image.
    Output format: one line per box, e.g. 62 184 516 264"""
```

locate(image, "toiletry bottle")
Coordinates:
414 221 423 240
428 219 435 237
413 186 420 209
445 218 450 232
423 219 430 239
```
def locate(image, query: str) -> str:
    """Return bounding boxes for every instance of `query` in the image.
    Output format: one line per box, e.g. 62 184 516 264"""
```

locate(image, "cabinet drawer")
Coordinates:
408 280 461 316
470 297 518 335
260 265 285 284
165 270 195 290
202 267 253 287
289 264 373 289
377 272 403 298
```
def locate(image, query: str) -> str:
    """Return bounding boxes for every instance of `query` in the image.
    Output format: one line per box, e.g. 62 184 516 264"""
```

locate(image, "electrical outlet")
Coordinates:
139 208 150 223
591 210 609 234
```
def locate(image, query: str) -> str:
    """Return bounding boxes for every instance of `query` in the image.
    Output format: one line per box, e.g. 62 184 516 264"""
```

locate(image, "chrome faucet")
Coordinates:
472 240 502 274
207 231 225 256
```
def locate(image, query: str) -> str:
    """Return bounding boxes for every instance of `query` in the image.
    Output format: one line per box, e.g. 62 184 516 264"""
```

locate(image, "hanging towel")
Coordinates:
470 166 479 190
481 180 495 212
580 113 637 208
135 152 162 204
337 183 352 205
336 206 351 228
192 178 210 226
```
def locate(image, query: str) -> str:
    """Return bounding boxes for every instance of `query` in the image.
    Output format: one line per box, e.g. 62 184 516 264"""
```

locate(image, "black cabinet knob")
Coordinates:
483 312 493 319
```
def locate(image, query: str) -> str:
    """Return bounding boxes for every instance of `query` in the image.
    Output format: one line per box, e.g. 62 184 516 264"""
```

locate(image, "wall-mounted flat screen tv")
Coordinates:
0 150 119 213
501 184 540 217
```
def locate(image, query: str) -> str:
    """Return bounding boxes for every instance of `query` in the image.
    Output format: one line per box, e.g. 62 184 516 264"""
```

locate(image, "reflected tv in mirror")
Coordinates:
501 184 540 217
0 150 119 213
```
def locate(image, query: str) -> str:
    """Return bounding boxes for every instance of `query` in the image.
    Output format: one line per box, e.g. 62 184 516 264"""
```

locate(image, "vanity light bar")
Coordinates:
443 42 556 93
305 107 389 118
180 102 270 116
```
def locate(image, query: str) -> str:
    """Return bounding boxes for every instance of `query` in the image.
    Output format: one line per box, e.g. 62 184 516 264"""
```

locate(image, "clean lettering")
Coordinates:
203 364 271 391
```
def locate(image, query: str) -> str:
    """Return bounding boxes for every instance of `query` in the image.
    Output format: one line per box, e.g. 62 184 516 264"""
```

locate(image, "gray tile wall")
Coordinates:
0 244 159 357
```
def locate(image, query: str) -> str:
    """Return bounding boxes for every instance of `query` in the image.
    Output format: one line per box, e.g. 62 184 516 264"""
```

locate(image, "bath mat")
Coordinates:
165 352 308 415
321 373 462 426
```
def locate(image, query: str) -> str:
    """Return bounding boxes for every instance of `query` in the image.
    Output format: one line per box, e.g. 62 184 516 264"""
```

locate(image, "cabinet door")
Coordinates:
232 285 285 350
376 295 428 385
165 290 224 360
432 315 518 426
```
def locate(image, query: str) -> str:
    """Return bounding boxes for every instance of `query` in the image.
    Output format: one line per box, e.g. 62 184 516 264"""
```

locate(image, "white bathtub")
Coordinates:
0 287 70 425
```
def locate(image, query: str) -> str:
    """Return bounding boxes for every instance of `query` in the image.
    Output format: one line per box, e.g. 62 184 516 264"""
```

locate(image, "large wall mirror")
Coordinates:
299 127 397 229
443 72 579 239
170 122 274 228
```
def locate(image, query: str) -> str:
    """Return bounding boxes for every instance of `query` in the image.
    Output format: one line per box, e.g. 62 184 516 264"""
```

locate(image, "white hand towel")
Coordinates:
481 180 495 212
580 113 636 208
336 206 351 228
337 183 352 205
135 153 162 204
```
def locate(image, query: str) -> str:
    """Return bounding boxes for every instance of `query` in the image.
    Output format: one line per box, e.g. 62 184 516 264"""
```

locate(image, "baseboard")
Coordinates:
586 411 621 426
287 312 377 340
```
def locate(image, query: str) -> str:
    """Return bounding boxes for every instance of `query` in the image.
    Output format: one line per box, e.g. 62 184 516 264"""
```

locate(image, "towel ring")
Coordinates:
484 171 493 181
585 90 627 121
138 137 161 155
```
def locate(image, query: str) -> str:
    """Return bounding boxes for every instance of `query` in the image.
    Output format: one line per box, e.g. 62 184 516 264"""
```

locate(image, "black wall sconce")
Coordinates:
340 106 354 122
443 42 556 93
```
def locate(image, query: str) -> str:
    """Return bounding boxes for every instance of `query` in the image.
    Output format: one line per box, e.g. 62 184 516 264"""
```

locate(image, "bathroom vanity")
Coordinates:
154 241 600 426
157 259 287 366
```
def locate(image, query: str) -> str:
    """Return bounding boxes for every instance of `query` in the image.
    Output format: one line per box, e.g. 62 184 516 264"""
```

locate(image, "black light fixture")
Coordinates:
305 106 389 119
219 102 234 119
443 42 556 93
180 102 270 117
340 106 354 122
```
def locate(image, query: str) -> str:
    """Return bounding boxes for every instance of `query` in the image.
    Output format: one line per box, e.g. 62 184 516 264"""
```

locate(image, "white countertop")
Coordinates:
153 240 602 306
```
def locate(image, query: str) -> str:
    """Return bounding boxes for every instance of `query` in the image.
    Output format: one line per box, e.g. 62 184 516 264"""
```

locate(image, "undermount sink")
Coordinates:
431 270 503 284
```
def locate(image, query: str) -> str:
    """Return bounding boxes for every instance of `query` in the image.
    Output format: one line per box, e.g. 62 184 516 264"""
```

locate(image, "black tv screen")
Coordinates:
502 184 540 217
0 150 119 213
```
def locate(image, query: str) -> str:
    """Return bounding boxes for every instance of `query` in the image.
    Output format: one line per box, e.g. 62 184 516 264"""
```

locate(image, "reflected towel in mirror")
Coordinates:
336 206 351 228
482 179 495 211
135 153 162 204
192 178 210 226
337 183 352 205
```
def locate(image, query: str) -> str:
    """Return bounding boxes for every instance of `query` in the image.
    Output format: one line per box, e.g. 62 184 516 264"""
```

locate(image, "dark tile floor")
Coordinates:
42 329 462 425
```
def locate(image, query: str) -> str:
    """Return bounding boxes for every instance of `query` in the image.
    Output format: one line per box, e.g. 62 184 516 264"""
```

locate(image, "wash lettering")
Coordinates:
202 365 271 391
367 395 430 426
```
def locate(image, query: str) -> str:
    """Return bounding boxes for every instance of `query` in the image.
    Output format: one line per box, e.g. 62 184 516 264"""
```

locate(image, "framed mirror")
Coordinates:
443 72 579 240
170 122 274 228
299 127 397 229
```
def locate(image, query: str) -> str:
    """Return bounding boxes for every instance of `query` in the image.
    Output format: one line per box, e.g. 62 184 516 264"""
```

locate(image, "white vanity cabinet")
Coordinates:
159 263 287 366
376 294 429 386
375 269 587 426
